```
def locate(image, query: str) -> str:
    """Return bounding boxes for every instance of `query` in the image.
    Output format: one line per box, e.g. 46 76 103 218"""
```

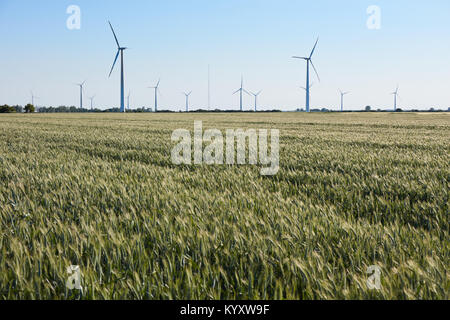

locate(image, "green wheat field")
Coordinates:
0 112 448 300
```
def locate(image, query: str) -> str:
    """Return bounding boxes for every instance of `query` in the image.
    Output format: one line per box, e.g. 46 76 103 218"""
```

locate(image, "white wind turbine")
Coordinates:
293 37 320 112
148 79 161 112
89 95 96 111
30 91 39 107
75 81 86 109
339 90 350 112
233 76 250 111
108 21 128 113
183 91 192 112
392 85 400 112
249 90 262 112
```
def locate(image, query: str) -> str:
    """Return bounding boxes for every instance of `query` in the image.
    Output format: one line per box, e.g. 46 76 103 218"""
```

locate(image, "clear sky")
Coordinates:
0 0 449 111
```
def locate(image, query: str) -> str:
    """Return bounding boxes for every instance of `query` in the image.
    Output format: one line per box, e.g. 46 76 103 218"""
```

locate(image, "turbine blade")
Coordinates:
310 60 320 82
108 21 120 48
156 79 161 88
292 56 308 60
243 89 251 96
309 37 319 58
109 50 120 77
233 89 240 95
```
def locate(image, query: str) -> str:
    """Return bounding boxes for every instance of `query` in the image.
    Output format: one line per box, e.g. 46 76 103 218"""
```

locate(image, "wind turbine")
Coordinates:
127 91 131 111
392 85 399 112
293 37 320 112
89 95 96 111
208 64 211 110
339 90 350 112
183 91 192 112
233 76 250 111
148 79 160 112
30 91 39 106
108 21 127 113
75 81 86 109
249 90 262 112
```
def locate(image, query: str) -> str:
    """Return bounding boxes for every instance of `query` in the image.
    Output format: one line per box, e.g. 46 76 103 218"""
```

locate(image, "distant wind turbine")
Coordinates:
89 95 96 111
75 81 86 109
108 21 128 113
293 37 320 112
183 91 192 112
233 76 250 111
30 91 39 106
392 85 400 112
339 90 350 112
148 79 161 112
208 64 211 110
249 90 262 112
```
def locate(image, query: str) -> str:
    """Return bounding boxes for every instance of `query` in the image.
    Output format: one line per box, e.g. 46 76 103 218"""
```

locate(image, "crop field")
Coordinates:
0 112 448 300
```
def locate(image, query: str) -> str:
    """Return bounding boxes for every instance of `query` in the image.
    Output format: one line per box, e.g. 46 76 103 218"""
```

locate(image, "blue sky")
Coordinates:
0 0 449 110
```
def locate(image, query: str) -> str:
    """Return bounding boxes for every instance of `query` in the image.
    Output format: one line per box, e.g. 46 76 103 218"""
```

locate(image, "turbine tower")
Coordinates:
339 90 350 112
183 91 192 112
293 37 320 113
148 79 160 112
127 91 131 111
76 81 86 109
250 90 262 112
108 21 127 113
89 95 96 111
300 84 313 111
233 76 249 111
392 85 399 112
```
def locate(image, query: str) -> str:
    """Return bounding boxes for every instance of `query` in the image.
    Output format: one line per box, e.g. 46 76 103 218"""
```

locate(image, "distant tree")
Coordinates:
0 105 16 113
429 108 435 112
365 106 371 112
24 104 35 113
396 108 403 112
13 105 23 113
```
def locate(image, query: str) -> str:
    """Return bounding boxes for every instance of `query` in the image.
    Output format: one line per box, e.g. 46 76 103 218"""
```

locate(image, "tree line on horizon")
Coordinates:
1 104 449 114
